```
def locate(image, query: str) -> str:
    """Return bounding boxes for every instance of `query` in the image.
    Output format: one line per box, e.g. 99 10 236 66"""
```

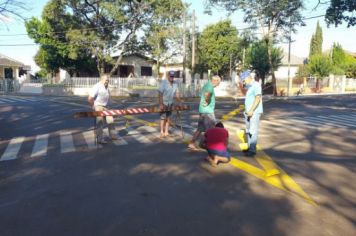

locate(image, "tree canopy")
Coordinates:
26 0 185 76
325 0 356 27
206 0 305 95
246 40 283 86
197 20 240 77
309 21 323 58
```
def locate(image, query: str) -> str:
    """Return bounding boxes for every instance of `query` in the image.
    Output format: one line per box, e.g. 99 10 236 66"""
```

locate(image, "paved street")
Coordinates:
0 94 355 236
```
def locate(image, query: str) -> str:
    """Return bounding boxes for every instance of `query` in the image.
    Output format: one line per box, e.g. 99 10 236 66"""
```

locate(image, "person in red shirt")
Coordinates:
204 122 230 166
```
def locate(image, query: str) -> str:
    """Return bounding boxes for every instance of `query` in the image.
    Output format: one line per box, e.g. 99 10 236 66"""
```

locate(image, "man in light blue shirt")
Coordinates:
158 71 181 137
238 70 263 156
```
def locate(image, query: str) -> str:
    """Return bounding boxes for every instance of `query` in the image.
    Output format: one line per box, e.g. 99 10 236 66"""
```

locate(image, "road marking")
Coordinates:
0 98 14 103
323 115 356 128
82 130 97 149
1 137 25 161
305 116 345 128
124 115 157 127
229 155 317 206
60 132 76 153
127 127 154 144
31 134 49 157
261 119 303 131
221 104 245 121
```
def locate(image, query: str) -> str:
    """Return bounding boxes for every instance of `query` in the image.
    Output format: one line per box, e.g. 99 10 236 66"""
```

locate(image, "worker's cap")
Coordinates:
240 70 251 81
168 71 175 77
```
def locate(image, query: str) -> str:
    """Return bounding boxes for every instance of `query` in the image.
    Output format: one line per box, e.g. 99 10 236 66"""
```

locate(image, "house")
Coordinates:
108 53 157 77
0 53 31 80
274 52 305 80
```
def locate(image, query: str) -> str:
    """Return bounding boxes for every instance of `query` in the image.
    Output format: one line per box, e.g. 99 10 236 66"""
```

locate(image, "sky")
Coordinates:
0 0 355 73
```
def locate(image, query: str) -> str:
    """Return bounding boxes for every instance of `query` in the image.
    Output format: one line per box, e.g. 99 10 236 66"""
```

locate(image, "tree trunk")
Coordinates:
265 35 277 96
316 78 321 92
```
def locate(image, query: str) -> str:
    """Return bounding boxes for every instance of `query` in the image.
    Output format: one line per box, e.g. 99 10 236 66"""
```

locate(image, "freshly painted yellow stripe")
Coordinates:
123 115 157 127
221 104 245 121
229 156 317 206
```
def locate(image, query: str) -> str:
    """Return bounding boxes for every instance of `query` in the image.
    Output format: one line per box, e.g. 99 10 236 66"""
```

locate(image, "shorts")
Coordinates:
197 113 216 132
207 149 231 159
160 104 172 120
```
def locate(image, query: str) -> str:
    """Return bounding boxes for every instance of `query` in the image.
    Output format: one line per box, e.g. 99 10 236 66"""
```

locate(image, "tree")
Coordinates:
0 0 26 22
246 40 283 86
325 0 356 27
197 20 240 78
308 54 332 92
27 0 185 76
206 0 305 95
309 21 323 58
26 0 97 76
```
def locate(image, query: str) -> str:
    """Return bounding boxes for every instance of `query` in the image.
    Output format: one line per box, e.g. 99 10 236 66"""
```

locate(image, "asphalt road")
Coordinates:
0 94 355 236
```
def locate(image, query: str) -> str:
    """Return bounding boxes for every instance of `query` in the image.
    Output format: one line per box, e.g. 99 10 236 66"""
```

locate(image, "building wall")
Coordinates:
274 65 299 80
0 66 21 79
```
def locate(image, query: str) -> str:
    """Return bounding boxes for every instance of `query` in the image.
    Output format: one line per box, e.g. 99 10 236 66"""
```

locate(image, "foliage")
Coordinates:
296 64 309 78
308 54 333 79
26 0 185 76
145 1 185 74
246 40 283 85
325 0 356 27
206 0 305 95
25 0 97 76
0 0 26 22
330 43 356 77
309 21 323 58
197 20 240 77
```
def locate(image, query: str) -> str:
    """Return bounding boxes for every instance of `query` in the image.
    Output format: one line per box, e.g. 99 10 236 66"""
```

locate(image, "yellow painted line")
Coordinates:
229 156 317 206
123 115 157 127
221 104 245 122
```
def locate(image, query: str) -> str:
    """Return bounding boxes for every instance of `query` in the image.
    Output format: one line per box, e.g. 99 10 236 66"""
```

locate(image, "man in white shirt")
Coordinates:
88 74 117 144
158 71 181 138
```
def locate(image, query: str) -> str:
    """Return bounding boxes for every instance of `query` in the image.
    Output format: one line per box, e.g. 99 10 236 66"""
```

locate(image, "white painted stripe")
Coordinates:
82 130 97 149
31 134 49 157
112 130 128 146
1 137 25 161
318 116 356 128
7 97 27 102
0 98 15 103
127 127 153 144
335 115 356 124
60 132 76 153
262 119 303 131
305 117 344 128
283 118 313 129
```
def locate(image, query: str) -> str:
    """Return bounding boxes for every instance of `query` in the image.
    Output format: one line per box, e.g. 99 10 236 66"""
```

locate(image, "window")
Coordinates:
141 66 152 76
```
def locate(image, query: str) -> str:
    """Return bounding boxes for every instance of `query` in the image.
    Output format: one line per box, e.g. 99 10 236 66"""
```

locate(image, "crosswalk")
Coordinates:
260 113 356 131
0 96 40 104
0 126 193 162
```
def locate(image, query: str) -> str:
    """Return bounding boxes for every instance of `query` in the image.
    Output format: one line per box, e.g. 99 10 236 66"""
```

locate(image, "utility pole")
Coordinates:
191 9 196 79
287 18 292 97
182 10 186 83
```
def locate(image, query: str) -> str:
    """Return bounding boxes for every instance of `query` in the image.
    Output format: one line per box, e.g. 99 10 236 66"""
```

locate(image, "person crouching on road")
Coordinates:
88 74 118 144
158 71 181 138
238 70 263 157
204 122 231 166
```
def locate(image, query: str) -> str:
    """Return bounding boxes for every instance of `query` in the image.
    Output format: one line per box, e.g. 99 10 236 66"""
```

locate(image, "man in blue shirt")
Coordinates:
158 71 181 138
238 70 263 157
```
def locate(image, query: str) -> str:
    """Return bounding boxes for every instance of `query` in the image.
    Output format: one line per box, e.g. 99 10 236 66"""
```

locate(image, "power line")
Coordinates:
0 14 326 37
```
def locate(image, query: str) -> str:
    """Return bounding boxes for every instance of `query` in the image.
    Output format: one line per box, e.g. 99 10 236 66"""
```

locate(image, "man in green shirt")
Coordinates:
188 75 221 150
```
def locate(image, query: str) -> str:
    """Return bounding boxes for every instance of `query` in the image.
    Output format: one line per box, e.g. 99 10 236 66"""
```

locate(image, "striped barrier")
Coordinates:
74 105 190 118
